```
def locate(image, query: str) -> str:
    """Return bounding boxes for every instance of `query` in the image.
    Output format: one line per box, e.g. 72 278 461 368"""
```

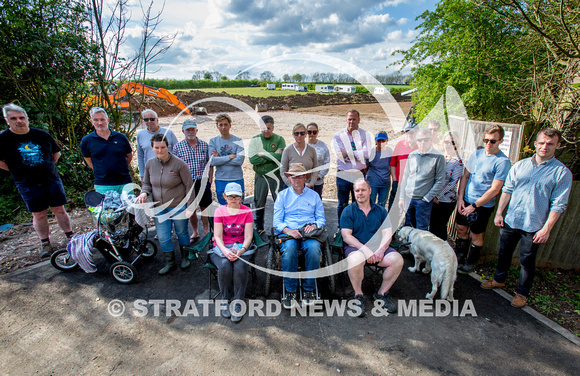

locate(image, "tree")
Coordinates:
260 71 276 82
282 74 291 82
236 71 251 80
0 0 99 220
291 73 303 83
204 72 212 80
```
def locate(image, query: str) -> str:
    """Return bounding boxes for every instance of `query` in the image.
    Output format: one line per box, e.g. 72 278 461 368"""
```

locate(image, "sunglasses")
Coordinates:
144 118 157 122
307 130 318 135
417 138 431 142
227 195 241 199
293 131 306 136
444 140 455 145
350 141 357 151
483 138 499 144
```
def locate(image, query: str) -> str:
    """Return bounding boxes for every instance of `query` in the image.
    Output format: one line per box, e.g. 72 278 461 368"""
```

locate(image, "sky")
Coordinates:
117 0 438 80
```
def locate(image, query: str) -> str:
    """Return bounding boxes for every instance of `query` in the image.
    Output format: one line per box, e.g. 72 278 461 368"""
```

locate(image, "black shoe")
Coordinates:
352 294 366 317
282 292 297 309
231 303 243 323
373 291 397 313
458 263 475 274
302 291 317 306
221 304 231 319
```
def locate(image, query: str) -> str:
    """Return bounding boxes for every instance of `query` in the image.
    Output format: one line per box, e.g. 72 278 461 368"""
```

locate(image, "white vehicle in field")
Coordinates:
282 83 296 90
373 87 391 95
266 84 276 90
295 85 308 92
315 85 334 93
334 85 356 93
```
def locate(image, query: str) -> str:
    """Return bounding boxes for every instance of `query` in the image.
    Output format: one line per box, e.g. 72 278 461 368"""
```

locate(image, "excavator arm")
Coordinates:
109 82 194 115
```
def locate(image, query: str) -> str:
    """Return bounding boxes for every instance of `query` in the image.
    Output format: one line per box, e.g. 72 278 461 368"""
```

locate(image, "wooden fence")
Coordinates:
480 181 580 270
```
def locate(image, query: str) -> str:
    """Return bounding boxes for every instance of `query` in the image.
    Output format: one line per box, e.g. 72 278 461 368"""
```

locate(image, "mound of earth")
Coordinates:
145 90 409 117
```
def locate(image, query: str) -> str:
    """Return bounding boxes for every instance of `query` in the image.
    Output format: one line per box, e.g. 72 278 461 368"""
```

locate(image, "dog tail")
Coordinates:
440 267 457 301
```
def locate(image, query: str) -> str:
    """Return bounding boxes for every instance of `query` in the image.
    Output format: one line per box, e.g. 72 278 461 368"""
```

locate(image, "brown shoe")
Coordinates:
511 293 528 308
481 279 506 290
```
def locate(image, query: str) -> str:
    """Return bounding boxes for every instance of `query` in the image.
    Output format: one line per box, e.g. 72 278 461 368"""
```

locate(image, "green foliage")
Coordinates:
143 78 260 90
0 0 97 223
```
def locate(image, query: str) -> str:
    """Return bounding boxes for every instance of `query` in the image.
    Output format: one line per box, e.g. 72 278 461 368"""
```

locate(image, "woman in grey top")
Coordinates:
280 123 318 188
306 122 330 198
135 133 194 275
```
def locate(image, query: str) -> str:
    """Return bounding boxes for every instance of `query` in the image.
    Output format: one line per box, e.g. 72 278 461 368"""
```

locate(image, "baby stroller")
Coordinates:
50 190 157 284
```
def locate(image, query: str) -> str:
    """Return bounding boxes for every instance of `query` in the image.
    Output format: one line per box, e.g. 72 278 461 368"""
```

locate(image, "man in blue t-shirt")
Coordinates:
456 124 511 274
80 107 133 195
341 178 403 317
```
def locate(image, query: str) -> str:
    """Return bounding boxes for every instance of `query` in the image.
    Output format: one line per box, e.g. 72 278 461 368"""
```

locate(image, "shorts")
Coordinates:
193 180 212 208
16 179 67 213
455 200 494 234
344 245 398 261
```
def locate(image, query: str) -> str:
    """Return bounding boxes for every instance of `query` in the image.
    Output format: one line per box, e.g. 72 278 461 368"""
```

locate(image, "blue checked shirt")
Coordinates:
172 138 210 180
503 155 572 233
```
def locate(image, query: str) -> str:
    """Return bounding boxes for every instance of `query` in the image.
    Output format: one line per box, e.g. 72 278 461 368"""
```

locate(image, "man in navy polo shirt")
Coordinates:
341 178 404 316
81 107 133 194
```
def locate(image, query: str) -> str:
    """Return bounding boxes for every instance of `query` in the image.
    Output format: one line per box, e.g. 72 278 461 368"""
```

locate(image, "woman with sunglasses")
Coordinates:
306 122 330 198
210 182 254 323
429 131 464 240
281 123 319 188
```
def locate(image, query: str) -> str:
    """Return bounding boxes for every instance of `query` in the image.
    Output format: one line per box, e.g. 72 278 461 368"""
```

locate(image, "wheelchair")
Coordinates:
330 230 410 297
263 227 336 299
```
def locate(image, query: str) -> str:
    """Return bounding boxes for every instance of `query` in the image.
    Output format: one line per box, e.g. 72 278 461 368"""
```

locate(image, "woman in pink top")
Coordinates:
210 182 254 323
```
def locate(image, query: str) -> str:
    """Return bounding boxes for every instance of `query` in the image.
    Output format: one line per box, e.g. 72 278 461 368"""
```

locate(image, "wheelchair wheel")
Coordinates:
138 240 157 260
264 244 277 297
323 242 336 296
50 248 79 271
110 261 137 284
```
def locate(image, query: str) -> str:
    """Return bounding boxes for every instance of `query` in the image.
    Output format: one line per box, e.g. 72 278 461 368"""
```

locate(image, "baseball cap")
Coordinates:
224 182 243 196
375 132 388 141
182 119 197 130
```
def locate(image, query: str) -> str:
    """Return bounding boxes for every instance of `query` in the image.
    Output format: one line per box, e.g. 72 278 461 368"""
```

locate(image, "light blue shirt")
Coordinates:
503 155 572 233
273 185 326 233
465 148 511 208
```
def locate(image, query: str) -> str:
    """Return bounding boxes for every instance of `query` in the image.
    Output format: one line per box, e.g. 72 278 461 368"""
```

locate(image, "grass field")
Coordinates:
170 84 410 97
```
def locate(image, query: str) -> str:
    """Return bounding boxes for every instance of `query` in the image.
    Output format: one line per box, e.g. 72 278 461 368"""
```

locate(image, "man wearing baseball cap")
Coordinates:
273 163 326 309
173 119 214 242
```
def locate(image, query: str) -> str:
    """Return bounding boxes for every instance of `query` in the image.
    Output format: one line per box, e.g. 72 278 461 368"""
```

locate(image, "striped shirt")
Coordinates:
503 155 572 233
172 138 210 180
436 156 464 203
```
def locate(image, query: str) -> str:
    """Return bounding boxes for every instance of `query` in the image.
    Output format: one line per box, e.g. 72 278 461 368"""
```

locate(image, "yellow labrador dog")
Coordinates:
396 226 457 301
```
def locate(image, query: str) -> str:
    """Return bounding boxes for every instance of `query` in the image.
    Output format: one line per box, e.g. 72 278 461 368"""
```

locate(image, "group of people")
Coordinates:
0 103 573 321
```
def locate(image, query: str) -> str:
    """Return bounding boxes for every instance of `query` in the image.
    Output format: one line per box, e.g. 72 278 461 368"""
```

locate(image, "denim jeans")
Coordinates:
210 253 250 302
388 180 398 211
404 198 433 230
280 238 321 292
494 223 540 297
215 179 245 205
370 183 390 208
336 176 355 221
153 205 190 253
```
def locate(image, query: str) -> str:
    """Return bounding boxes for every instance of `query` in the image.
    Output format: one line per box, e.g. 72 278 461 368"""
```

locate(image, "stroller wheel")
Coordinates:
139 240 158 260
110 261 137 284
51 249 79 271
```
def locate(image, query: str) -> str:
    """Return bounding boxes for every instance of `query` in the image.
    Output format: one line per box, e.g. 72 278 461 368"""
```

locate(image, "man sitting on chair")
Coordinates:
341 178 403 316
273 163 326 309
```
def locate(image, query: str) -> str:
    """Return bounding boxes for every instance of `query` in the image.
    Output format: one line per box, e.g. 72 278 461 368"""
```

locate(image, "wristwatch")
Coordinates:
471 202 478 209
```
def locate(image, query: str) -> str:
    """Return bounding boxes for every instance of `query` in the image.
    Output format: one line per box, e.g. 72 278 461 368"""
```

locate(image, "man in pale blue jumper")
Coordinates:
136 109 178 179
481 128 572 308
209 113 245 205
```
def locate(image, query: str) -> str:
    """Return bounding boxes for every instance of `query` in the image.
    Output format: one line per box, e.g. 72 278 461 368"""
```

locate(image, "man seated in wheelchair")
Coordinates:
273 163 326 309
209 182 254 323
340 178 403 316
